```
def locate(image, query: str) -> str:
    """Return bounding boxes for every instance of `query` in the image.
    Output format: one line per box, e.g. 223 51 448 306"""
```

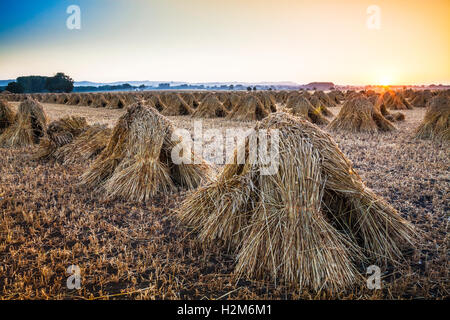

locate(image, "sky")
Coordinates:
0 0 449 85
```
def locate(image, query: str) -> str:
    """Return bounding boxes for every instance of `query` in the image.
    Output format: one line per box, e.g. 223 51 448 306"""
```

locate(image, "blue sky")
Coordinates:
0 0 123 47
0 0 449 85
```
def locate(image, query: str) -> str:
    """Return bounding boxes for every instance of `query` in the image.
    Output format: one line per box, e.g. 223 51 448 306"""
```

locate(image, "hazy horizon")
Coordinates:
1 0 449 86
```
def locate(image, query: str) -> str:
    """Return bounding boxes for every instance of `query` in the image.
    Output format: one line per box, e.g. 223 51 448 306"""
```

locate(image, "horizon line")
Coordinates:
1 76 449 87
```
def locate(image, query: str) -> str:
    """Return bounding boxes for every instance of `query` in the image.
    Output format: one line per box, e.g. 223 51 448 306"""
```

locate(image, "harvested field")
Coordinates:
0 101 448 299
8 102 124 127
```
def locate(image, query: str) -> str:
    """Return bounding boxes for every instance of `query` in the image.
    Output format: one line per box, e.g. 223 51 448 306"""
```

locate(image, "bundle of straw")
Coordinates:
53 124 112 164
0 98 47 147
410 90 433 108
328 95 395 133
222 93 242 111
284 94 329 125
192 94 228 118
226 94 269 121
146 94 167 113
414 93 449 142
161 93 193 116
35 116 88 160
308 95 333 117
313 90 337 108
0 99 15 135
179 112 415 292
92 94 109 108
81 102 210 201
106 95 127 109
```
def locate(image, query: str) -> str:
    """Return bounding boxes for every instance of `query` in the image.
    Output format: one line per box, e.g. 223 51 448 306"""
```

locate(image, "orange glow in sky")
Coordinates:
0 0 449 85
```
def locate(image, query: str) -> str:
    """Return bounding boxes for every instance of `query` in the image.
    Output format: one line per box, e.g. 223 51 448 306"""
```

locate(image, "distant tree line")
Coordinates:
74 83 133 92
4 73 74 93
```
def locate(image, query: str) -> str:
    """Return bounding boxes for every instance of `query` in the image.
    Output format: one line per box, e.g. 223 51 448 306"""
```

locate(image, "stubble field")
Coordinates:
0 102 448 299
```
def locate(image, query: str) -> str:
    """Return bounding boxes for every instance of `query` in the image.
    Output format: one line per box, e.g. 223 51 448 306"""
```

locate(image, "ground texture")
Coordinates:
0 103 448 299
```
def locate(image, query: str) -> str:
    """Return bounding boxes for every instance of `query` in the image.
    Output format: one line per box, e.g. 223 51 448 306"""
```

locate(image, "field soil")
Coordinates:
0 102 448 299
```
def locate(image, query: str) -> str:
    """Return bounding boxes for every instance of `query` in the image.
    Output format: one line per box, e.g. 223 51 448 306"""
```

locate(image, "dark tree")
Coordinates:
17 76 47 93
5 82 24 93
253 86 257 91
247 87 252 91
45 73 74 93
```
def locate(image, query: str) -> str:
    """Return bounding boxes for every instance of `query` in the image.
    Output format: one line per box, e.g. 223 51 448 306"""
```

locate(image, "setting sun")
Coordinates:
379 78 392 86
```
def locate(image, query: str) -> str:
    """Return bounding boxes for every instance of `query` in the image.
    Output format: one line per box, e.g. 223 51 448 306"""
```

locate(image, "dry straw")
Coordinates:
382 90 412 110
92 94 109 108
385 112 405 122
192 94 228 118
179 112 415 292
308 95 333 117
255 92 278 113
226 94 269 121
274 91 289 104
80 93 95 107
179 92 199 109
53 124 112 164
122 93 138 106
146 94 167 113
328 90 344 104
81 101 210 201
56 93 70 105
106 95 126 109
328 94 396 133
284 94 329 125
35 116 88 160
48 94 58 104
414 92 449 142
0 99 15 135
222 93 242 111
368 95 405 122
0 98 47 147
410 90 433 108
313 90 337 108
161 93 193 116
67 94 82 106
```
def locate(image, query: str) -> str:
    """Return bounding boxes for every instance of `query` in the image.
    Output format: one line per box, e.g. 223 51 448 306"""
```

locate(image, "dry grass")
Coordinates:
383 91 412 110
81 102 210 201
313 90 337 108
179 112 415 292
329 95 396 133
308 95 333 117
52 124 112 165
0 99 47 147
226 94 269 121
161 93 193 116
414 93 449 142
9 101 123 127
192 94 228 118
106 95 126 110
0 99 15 135
284 94 329 125
410 90 433 108
0 100 448 299
34 116 89 160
